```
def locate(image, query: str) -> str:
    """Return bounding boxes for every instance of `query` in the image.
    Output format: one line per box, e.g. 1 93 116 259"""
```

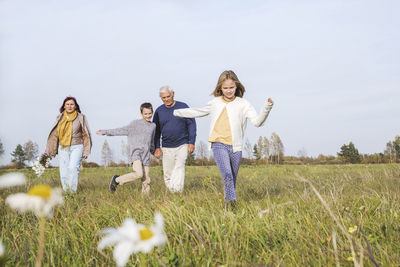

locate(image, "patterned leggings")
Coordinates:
212 142 242 201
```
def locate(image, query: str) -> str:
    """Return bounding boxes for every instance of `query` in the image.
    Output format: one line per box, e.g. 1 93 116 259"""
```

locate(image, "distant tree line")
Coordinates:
1 135 400 169
187 134 400 166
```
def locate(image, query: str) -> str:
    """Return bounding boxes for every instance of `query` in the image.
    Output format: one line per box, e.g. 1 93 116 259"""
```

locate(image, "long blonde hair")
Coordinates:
211 70 246 97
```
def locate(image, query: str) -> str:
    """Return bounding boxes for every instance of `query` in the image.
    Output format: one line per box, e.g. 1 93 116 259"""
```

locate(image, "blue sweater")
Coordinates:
153 101 196 148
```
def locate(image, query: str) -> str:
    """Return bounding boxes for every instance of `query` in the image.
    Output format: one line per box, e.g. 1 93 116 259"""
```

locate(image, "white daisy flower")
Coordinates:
98 212 167 267
0 172 26 189
0 238 4 257
98 219 140 267
134 212 167 253
32 160 45 177
5 184 64 218
45 158 51 168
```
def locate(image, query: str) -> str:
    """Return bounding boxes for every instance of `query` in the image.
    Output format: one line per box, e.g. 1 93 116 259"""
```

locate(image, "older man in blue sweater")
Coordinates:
153 86 196 193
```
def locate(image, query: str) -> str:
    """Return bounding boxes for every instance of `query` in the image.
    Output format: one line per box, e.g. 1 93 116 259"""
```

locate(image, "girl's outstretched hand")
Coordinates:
268 98 274 105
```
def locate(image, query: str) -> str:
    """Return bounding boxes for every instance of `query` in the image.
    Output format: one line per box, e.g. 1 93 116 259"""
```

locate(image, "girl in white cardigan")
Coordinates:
174 70 273 208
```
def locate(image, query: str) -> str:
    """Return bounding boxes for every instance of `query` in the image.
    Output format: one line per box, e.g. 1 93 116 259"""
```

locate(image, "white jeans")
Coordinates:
58 144 83 193
162 144 188 193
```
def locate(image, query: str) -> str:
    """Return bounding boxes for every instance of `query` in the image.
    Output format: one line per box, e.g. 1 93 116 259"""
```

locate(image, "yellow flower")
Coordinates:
139 228 154 240
5 185 63 218
134 213 167 253
346 256 354 261
348 225 358 234
28 184 52 198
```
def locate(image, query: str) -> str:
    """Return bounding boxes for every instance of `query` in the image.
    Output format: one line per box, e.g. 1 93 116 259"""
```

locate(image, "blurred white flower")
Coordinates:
0 172 26 189
5 184 64 218
98 219 140 267
0 238 4 257
135 212 167 253
98 212 167 267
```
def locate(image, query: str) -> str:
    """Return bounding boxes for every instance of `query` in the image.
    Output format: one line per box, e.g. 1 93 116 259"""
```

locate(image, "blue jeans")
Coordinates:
212 142 242 202
58 144 83 193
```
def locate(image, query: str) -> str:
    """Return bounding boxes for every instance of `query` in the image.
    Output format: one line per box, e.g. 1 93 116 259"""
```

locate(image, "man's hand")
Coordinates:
154 148 162 159
96 130 103 135
267 98 274 105
188 144 195 154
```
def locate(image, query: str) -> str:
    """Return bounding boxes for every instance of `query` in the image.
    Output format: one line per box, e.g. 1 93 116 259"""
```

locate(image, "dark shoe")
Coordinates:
109 175 119 193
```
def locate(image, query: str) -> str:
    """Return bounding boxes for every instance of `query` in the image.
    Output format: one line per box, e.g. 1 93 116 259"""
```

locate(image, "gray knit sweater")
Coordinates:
102 119 156 166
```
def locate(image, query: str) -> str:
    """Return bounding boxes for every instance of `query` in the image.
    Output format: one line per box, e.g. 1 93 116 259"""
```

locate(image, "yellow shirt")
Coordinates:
208 106 232 145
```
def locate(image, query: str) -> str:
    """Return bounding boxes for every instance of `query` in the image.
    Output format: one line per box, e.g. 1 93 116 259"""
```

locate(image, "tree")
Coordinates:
187 152 196 166
253 144 261 161
297 147 307 159
23 140 39 162
0 138 4 158
196 141 208 165
244 138 253 159
384 136 400 163
121 140 129 163
394 136 400 159
384 141 396 163
337 142 360 164
270 132 284 164
257 136 264 160
11 144 27 168
101 140 113 167
297 147 308 163
262 136 270 163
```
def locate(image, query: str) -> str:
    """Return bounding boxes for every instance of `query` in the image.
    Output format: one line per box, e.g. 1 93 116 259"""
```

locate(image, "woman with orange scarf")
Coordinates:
45 96 92 193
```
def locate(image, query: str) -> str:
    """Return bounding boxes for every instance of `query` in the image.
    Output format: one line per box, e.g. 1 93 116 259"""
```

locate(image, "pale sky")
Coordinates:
1 0 399 165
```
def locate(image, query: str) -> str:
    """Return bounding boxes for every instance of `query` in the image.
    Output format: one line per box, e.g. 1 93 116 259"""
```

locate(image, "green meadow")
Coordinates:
1 164 399 266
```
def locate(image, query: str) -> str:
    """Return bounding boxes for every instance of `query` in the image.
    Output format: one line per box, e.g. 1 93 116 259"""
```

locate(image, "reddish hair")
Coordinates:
59 96 81 113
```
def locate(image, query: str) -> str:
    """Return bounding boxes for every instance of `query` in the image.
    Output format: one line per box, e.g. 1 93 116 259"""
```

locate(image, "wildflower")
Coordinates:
346 256 354 261
32 160 45 177
135 213 167 253
5 184 63 218
0 172 26 189
39 153 52 168
0 238 4 257
31 153 52 177
98 212 167 267
348 225 358 234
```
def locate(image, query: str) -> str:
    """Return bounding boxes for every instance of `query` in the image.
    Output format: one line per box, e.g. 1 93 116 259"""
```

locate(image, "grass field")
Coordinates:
1 164 400 266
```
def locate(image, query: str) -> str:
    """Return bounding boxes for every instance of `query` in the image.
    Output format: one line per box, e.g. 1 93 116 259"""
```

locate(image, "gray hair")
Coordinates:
159 85 174 94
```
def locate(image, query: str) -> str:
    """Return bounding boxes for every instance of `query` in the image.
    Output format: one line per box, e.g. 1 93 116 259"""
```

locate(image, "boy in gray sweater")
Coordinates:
96 103 156 194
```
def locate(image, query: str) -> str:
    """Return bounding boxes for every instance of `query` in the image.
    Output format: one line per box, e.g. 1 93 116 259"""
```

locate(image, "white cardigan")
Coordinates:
173 96 273 152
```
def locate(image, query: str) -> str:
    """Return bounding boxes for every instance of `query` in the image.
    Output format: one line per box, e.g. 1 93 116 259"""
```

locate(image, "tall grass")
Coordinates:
1 164 399 266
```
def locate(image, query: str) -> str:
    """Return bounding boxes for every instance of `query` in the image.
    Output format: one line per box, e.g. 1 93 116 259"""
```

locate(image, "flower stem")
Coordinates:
35 217 46 267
